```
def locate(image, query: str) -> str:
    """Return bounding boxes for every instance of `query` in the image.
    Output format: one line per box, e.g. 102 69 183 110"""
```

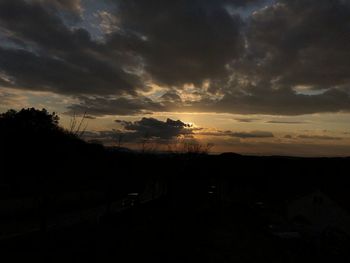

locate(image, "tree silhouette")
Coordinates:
0 108 81 176
0 108 61 136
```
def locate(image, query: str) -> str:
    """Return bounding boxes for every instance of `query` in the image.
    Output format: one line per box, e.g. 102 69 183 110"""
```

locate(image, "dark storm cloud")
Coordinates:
200 130 274 139
0 47 139 95
115 117 193 141
110 0 244 86
0 0 141 95
245 0 350 88
193 83 350 116
207 0 350 115
67 96 166 116
1 0 350 116
130 0 350 116
30 0 82 14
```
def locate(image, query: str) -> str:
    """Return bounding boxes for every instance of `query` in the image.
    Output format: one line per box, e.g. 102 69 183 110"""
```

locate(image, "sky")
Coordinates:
1 0 350 156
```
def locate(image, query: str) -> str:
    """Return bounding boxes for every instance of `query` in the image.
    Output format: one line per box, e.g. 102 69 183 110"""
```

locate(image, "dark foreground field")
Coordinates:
2 191 349 263
1 153 350 263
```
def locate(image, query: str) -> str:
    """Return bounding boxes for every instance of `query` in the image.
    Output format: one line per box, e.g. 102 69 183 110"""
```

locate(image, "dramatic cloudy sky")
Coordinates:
1 0 350 156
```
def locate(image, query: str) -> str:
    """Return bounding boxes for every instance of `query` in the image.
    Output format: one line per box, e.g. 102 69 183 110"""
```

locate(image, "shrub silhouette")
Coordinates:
0 107 60 136
1 107 64 142
0 108 99 178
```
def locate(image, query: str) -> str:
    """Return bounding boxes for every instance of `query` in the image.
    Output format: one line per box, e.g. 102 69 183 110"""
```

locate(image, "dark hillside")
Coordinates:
0 108 349 262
